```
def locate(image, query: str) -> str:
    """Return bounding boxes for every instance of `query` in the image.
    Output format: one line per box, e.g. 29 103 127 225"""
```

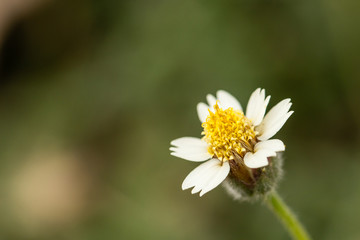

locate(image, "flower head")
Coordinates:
170 89 293 197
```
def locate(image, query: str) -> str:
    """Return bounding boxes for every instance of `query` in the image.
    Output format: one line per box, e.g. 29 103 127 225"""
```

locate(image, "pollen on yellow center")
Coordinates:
202 103 257 161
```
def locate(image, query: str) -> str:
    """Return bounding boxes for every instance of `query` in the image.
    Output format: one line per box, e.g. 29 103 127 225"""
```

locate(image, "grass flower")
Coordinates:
170 88 293 197
170 89 311 240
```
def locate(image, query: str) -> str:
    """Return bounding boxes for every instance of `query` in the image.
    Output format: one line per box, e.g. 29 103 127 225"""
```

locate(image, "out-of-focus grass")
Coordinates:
0 0 359 239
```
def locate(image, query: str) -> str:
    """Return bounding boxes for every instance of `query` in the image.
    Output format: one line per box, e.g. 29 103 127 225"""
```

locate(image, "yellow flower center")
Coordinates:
202 103 257 161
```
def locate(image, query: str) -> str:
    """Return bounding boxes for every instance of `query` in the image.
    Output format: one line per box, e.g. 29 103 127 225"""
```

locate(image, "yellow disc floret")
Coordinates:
202 103 257 161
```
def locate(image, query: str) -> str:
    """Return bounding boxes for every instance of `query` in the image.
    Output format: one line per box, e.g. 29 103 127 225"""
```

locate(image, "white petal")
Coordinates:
254 149 277 158
216 90 243 111
246 88 271 126
182 159 219 190
261 99 291 127
244 152 269 168
191 167 215 194
170 137 211 162
170 152 211 162
254 139 285 153
197 103 210 123
243 140 284 168
257 99 293 141
245 88 260 121
199 161 230 196
171 137 208 148
206 94 217 108
170 146 206 154
181 159 230 196
191 160 229 196
258 111 293 141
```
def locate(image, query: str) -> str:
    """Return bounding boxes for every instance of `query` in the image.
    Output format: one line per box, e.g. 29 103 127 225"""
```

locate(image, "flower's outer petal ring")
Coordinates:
197 102 210 123
206 94 217 108
171 137 208 148
182 159 230 197
170 137 211 162
254 139 285 153
216 90 243 112
244 152 269 168
170 152 211 162
257 98 293 140
258 111 293 141
199 161 230 196
244 139 285 168
182 159 219 190
246 88 271 126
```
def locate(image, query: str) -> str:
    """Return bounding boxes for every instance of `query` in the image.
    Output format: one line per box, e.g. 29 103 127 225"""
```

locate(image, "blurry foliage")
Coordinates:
0 0 359 239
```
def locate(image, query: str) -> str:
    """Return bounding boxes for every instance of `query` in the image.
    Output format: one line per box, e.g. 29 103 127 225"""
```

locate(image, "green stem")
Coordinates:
266 191 311 240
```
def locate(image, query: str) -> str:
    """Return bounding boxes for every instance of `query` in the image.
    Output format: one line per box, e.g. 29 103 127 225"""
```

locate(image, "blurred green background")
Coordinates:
0 0 359 239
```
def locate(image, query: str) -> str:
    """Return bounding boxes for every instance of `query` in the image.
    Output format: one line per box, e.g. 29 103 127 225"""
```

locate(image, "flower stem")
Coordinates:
266 191 311 240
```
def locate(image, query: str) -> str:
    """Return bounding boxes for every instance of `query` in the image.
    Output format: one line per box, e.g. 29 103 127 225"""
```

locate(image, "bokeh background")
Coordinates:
0 0 359 239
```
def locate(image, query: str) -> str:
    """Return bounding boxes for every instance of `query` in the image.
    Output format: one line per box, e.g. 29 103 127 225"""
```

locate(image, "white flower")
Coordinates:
170 88 293 196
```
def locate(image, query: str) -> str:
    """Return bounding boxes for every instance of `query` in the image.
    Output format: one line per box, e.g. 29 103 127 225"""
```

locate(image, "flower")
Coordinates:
170 88 293 197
